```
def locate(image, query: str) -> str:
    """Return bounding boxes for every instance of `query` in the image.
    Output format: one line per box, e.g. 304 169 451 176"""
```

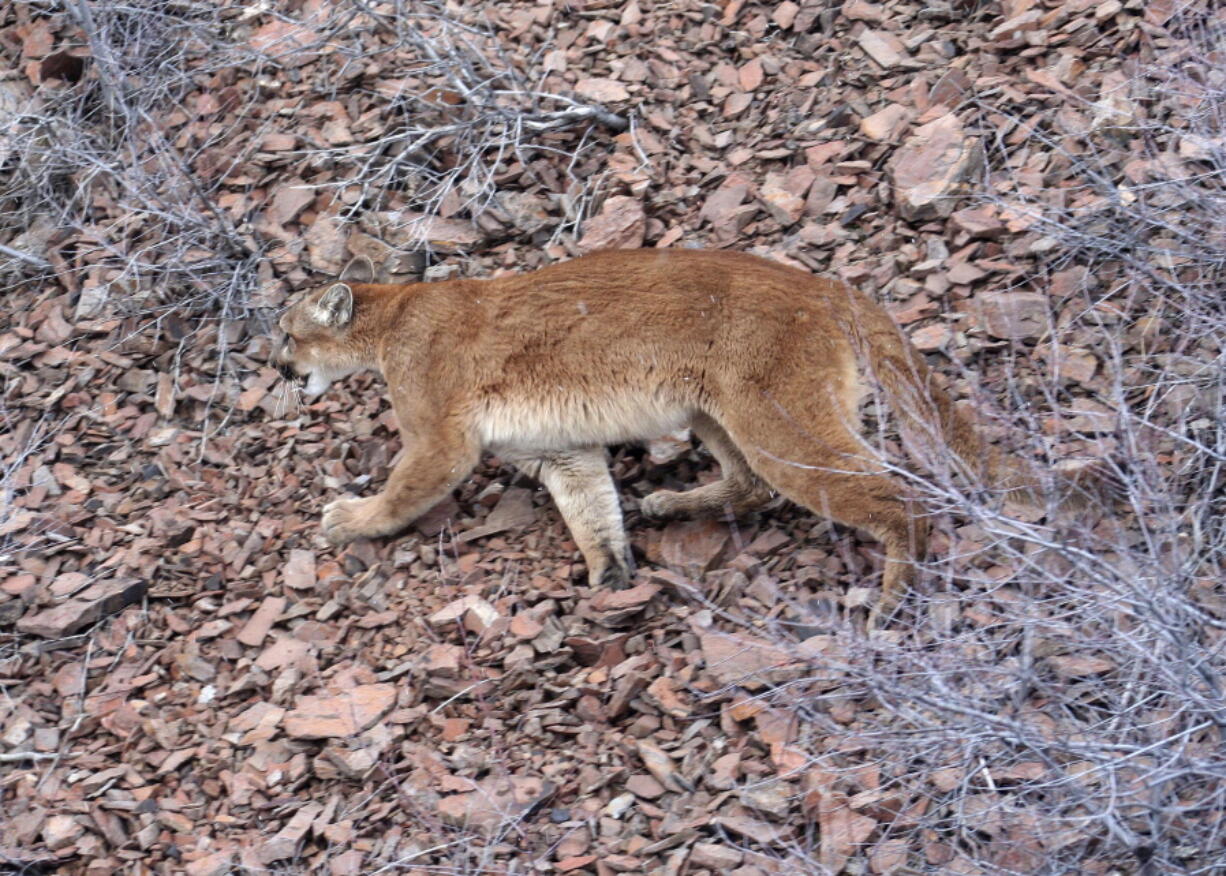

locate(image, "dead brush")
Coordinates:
0 0 627 330
726 12 1226 873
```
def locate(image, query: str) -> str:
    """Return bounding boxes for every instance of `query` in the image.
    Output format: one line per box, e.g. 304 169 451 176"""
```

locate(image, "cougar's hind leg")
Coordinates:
641 412 774 520
720 398 927 630
510 448 632 589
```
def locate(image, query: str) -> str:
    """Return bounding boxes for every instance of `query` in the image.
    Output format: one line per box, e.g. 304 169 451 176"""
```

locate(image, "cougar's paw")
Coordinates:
321 496 382 545
865 595 910 635
640 490 684 520
597 561 632 590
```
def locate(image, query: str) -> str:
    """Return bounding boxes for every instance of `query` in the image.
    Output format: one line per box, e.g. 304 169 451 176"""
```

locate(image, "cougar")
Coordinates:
273 248 1098 625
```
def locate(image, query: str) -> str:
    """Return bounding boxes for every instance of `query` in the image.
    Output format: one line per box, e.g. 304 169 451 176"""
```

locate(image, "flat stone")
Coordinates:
428 595 500 632
185 851 235 876
700 175 754 243
625 773 667 799
498 191 553 234
459 486 537 542
578 196 645 251
660 519 732 575
1053 399 1117 434
711 814 793 846
17 579 148 638
910 322 954 352
636 739 684 792
739 780 794 819
819 790 878 872
509 613 544 639
644 675 690 718
437 775 554 832
228 702 285 745
423 642 465 677
315 724 392 779
282 549 316 590
857 29 906 68
759 173 806 226
950 205 1004 237
842 0 885 23
1048 266 1094 298
574 77 630 103
591 581 659 613
375 211 484 254
859 104 909 140
284 684 396 739
74 282 107 321
888 113 982 221
930 68 971 107
690 843 744 870
303 210 350 272
701 631 800 690
258 803 324 864
236 596 286 647
947 262 986 285
973 291 1049 340
269 183 314 226
988 9 1043 42
708 752 741 790
42 815 83 851
254 635 310 672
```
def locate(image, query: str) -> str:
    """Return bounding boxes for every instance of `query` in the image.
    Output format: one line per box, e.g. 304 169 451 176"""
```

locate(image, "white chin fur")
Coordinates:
303 373 331 397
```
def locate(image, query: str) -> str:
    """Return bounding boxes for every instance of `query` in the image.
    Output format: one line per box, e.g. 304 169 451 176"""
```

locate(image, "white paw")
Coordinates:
322 497 372 545
640 491 678 519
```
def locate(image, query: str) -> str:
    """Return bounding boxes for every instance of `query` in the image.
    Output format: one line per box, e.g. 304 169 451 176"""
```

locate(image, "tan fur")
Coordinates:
273 249 1079 625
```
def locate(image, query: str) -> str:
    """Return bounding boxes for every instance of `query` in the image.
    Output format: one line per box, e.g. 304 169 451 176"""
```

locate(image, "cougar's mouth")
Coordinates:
275 361 305 386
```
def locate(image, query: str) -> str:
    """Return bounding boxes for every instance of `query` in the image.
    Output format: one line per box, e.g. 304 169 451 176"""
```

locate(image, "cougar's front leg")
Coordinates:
323 422 479 546
510 448 632 589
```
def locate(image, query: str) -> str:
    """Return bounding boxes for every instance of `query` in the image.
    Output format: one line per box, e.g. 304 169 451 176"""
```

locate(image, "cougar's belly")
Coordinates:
477 389 691 453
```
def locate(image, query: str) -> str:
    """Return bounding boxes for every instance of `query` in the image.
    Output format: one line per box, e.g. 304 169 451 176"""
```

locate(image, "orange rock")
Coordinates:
284 684 396 739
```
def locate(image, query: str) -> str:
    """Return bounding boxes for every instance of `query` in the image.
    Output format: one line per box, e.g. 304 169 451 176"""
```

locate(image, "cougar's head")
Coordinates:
273 256 376 397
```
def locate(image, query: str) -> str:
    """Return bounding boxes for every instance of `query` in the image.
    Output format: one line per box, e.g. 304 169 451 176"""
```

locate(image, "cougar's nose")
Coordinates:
275 361 297 382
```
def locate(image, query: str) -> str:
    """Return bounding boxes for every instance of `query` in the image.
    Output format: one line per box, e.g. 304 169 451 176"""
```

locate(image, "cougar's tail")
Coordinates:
837 284 1109 509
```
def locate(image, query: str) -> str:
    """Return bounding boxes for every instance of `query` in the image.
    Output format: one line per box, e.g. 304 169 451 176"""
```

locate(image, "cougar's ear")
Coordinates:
314 283 354 328
339 256 376 285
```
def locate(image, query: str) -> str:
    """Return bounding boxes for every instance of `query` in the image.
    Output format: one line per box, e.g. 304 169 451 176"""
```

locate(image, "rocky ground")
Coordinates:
1 1 1223 874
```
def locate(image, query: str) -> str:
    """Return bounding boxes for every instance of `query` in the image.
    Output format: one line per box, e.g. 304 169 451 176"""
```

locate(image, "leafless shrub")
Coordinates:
298 1 628 240
0 1 626 328
728 12 1225 875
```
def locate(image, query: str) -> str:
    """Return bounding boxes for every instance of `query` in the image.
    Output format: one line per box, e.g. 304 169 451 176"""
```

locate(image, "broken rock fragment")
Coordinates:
636 739 688 792
759 173 806 226
284 684 396 739
888 113 983 221
428 594 500 633
857 29 906 69
577 196 646 251
16 579 148 638
315 723 393 780
258 803 324 864
859 103 910 141
437 775 554 832
589 581 659 627
660 519 732 576
973 291 1049 340
700 630 802 690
